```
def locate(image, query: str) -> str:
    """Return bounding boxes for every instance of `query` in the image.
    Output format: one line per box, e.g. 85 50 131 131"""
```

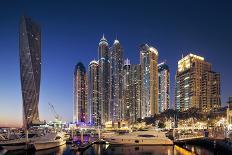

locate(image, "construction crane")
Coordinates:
48 102 62 121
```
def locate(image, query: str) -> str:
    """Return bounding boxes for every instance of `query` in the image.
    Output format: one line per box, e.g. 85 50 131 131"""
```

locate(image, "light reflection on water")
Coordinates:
4 144 216 155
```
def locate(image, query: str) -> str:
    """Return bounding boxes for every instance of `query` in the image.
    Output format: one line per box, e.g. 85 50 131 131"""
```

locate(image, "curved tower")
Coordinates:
19 16 41 129
73 62 87 123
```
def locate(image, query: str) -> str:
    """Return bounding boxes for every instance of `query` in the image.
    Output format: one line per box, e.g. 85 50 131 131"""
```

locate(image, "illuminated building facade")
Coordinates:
19 16 41 129
175 53 221 112
98 35 111 124
140 44 159 117
158 62 170 113
201 71 221 112
227 97 232 125
110 39 123 122
88 60 100 126
122 59 133 121
131 64 142 122
73 62 88 123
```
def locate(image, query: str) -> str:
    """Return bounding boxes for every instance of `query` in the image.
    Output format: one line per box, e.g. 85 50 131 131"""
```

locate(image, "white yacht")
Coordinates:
104 129 173 145
33 132 66 150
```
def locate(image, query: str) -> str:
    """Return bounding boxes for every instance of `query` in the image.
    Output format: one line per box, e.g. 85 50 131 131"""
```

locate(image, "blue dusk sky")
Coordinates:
0 0 231 127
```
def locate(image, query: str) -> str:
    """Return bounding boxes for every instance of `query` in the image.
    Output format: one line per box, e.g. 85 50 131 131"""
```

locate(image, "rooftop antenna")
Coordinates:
116 33 118 40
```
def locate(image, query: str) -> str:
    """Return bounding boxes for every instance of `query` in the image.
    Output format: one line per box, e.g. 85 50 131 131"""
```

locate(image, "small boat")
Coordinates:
71 142 92 151
33 132 66 150
104 129 173 145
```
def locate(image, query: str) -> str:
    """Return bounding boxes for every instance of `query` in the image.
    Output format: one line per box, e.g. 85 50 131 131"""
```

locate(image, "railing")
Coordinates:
175 134 204 141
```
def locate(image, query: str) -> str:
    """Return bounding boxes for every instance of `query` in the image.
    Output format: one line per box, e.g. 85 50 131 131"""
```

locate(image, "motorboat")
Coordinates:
104 129 173 145
32 132 66 150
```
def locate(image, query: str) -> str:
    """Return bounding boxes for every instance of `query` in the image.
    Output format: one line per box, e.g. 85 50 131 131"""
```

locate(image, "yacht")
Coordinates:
104 129 173 145
33 132 66 150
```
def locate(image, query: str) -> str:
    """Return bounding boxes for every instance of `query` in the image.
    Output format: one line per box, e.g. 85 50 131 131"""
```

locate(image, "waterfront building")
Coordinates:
131 64 142 122
88 60 100 126
110 39 123 122
73 62 88 123
19 16 41 129
227 97 232 126
158 62 170 113
175 53 221 112
140 44 159 117
122 59 133 121
98 35 111 124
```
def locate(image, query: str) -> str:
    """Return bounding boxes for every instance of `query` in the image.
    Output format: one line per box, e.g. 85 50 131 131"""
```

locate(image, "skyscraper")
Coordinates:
158 62 170 113
201 71 221 112
73 62 88 123
175 53 221 112
131 64 142 122
88 60 100 126
19 16 41 129
98 35 111 124
110 39 123 122
122 59 133 121
140 44 159 118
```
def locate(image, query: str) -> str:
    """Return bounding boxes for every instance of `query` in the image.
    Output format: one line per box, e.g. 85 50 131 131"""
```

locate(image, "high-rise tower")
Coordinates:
73 62 88 123
110 39 123 122
122 59 133 121
88 60 100 126
140 44 159 118
98 34 111 124
175 53 221 112
131 64 142 122
158 62 170 113
19 16 41 129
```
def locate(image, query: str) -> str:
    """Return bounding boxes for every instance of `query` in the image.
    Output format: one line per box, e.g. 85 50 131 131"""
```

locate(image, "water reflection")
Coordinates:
3 144 218 155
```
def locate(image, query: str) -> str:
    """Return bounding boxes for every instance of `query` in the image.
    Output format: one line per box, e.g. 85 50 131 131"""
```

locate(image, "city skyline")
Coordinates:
0 0 232 127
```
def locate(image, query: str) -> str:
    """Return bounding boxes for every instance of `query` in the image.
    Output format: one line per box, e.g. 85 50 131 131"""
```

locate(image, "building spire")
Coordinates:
99 33 108 45
114 33 120 44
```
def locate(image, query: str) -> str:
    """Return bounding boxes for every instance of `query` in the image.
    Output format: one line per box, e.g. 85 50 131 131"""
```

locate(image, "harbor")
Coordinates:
1 125 232 155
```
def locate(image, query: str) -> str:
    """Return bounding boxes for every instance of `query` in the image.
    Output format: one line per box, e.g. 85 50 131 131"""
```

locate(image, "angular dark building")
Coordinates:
98 35 111 124
19 16 41 129
122 59 133 121
131 64 142 122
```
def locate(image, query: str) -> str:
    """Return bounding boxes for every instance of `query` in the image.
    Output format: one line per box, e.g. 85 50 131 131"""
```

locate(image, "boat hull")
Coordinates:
0 142 26 151
106 138 173 145
34 140 66 150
